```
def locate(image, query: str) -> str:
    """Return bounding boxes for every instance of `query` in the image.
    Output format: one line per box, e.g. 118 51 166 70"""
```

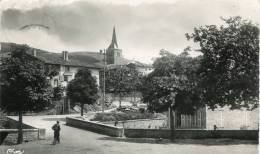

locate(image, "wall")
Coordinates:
105 92 142 105
206 107 259 130
103 118 167 129
7 117 34 129
137 67 153 76
50 65 100 88
171 106 258 130
124 129 258 140
0 117 46 142
66 117 257 140
66 117 123 137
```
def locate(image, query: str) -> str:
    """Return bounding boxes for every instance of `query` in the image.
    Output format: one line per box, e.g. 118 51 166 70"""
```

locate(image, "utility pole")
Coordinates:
102 49 106 113
169 92 176 141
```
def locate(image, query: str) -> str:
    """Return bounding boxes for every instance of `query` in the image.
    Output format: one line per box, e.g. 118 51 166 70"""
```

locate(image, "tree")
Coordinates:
67 68 98 116
1 45 53 144
141 50 202 140
53 85 64 101
186 16 259 110
100 65 142 109
142 51 202 113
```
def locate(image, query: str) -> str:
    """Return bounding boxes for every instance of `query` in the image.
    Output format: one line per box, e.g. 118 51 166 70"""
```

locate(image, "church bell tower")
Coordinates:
106 27 123 65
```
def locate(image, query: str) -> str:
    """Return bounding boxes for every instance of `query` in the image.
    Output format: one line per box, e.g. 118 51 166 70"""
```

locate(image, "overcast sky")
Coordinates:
0 0 260 63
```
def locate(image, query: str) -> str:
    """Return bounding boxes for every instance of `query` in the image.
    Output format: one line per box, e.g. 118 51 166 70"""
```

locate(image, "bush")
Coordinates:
91 111 157 122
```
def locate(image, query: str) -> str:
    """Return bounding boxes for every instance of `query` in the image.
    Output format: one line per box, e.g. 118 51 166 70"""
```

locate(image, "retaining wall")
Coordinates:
102 118 167 129
66 117 258 140
124 129 258 140
66 117 123 137
0 117 46 142
6 117 34 129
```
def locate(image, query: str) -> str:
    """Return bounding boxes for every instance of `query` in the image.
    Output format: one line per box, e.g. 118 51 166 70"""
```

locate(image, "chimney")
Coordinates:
62 51 69 61
33 49 37 57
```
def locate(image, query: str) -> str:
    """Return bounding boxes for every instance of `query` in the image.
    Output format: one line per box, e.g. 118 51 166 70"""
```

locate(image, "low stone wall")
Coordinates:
66 117 123 137
0 117 46 144
102 118 167 129
124 129 258 140
6 117 34 129
206 107 259 130
0 128 46 144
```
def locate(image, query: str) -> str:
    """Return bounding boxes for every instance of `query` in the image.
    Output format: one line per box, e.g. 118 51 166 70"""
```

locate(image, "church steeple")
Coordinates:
108 26 118 49
106 26 123 65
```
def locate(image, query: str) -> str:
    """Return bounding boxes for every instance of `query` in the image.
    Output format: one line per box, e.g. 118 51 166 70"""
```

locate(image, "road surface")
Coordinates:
0 115 258 154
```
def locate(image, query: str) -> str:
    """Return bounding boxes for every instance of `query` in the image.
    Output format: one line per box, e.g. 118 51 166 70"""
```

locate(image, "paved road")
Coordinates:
0 115 258 154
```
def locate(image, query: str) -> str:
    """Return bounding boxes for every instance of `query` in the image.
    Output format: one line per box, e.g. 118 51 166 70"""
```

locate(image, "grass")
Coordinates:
91 111 160 122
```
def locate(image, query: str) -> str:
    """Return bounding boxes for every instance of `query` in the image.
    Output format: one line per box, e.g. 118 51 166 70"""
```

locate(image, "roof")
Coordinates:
1 42 151 70
106 60 152 70
32 50 132 69
108 27 119 49
31 50 104 69
127 61 153 68
0 42 104 69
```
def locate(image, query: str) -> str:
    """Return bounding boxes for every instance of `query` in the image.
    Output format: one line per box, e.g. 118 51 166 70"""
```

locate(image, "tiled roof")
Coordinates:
32 50 104 69
32 50 131 69
1 42 150 69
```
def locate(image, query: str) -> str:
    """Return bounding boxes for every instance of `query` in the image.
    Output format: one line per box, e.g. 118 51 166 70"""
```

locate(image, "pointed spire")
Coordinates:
108 26 118 49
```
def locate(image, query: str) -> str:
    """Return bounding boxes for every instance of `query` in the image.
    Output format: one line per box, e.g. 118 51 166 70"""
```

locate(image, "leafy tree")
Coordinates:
67 68 98 116
141 51 202 140
1 45 53 144
186 16 259 110
53 85 64 101
141 51 202 113
44 65 59 80
100 65 142 108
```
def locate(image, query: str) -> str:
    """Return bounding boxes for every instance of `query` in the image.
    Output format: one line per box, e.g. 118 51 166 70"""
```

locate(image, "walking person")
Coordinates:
52 121 61 145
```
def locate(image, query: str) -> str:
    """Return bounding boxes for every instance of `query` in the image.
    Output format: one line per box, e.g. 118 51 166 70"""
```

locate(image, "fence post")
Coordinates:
37 129 40 140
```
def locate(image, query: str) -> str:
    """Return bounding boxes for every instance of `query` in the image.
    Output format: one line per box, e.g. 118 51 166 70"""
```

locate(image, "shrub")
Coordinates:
91 111 157 122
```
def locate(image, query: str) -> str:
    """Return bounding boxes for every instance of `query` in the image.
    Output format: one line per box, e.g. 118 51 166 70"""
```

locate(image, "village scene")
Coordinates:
0 0 259 154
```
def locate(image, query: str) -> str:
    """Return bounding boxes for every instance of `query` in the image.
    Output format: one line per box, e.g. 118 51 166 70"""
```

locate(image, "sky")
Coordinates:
0 0 260 63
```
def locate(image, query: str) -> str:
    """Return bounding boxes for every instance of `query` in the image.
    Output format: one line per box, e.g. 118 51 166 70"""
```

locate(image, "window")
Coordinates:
54 79 59 87
65 66 70 71
64 75 73 82
64 75 69 82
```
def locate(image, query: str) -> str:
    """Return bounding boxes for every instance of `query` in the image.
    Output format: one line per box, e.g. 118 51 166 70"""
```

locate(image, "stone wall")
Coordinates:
124 129 258 140
206 107 259 130
102 118 167 129
4 117 46 140
7 117 34 129
105 92 142 104
66 117 258 140
66 117 123 137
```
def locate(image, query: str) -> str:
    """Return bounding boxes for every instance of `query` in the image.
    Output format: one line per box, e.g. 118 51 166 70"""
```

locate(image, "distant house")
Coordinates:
0 27 141 88
0 27 152 113
0 42 103 87
0 42 105 113
126 61 153 75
